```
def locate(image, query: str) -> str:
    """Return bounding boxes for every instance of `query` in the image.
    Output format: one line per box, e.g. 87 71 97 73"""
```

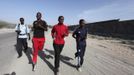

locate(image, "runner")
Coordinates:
72 19 88 72
51 16 69 75
32 12 48 71
15 17 30 58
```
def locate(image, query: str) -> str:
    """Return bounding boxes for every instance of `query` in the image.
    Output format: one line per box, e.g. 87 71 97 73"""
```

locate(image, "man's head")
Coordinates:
79 19 86 27
36 12 42 20
20 17 24 25
58 16 64 24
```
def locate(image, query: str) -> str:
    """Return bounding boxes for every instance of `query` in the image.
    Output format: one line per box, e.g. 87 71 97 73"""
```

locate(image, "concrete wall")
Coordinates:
68 19 134 39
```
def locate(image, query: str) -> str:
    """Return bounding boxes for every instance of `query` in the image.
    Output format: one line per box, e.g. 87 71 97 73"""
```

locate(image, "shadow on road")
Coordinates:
4 72 16 75
38 50 55 72
14 44 76 73
25 47 33 64
14 44 33 64
14 44 55 72
45 49 77 68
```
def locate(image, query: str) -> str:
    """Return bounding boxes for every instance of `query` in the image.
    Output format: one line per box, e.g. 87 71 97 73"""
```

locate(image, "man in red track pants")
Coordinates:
32 12 48 71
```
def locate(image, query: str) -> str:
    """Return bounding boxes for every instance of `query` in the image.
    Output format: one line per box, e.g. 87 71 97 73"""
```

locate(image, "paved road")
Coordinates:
0 30 134 75
0 32 17 74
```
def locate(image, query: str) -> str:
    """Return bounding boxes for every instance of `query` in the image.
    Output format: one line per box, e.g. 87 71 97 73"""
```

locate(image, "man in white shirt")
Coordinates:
15 17 30 58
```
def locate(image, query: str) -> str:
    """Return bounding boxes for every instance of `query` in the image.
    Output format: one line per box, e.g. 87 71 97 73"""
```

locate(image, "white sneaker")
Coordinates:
78 67 82 72
32 64 36 71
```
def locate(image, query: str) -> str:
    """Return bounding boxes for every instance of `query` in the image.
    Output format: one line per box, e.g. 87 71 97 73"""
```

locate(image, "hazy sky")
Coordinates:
0 0 134 25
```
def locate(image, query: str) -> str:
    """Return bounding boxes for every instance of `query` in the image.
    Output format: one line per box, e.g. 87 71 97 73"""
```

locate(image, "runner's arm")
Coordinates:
51 26 55 39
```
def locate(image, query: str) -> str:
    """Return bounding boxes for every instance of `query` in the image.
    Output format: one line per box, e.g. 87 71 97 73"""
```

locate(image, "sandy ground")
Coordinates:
87 35 134 67
0 29 134 75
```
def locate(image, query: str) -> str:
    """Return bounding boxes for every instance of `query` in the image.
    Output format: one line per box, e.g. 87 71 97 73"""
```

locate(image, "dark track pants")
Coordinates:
53 43 64 72
17 38 28 56
76 41 86 67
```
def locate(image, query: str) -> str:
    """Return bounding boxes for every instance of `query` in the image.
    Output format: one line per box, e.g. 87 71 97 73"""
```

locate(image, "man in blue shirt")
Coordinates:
72 19 88 72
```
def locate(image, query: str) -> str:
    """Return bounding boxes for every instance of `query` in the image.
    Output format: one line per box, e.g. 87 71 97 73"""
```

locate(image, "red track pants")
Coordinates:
32 37 45 64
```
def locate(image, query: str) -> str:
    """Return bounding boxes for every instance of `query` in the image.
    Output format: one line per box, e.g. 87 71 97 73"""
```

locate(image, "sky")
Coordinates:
0 0 134 25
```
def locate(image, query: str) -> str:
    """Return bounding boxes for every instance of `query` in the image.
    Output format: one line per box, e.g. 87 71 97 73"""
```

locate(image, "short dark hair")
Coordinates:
37 12 41 15
20 17 24 21
58 16 64 20
79 19 85 24
36 12 42 17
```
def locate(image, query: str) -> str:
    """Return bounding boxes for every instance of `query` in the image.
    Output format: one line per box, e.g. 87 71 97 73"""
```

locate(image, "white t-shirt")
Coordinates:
15 24 30 38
